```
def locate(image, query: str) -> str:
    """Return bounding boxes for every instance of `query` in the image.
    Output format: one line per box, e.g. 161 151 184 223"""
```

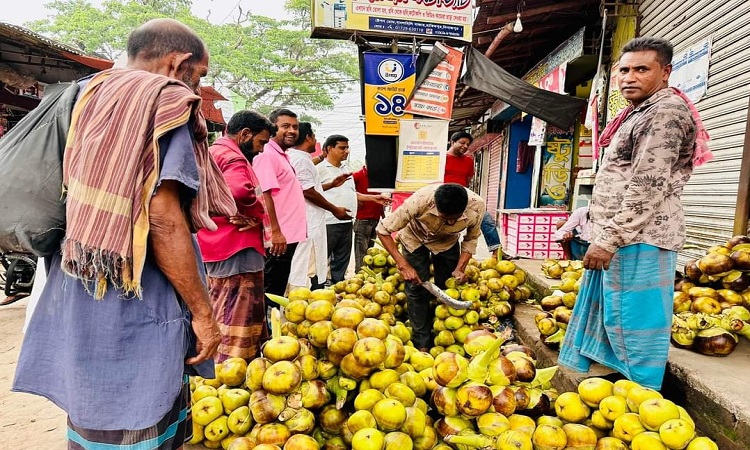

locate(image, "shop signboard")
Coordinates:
363 52 417 136
404 43 463 120
312 0 473 42
528 63 567 146
538 128 574 207
395 118 449 192
670 37 712 104
523 28 584 85
606 62 630 123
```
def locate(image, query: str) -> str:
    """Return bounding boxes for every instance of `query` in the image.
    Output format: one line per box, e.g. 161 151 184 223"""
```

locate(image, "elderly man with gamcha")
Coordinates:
376 183 485 351
14 19 232 449
559 36 712 390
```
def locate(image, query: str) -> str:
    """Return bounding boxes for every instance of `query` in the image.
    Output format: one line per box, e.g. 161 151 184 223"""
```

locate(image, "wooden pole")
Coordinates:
733 96 750 235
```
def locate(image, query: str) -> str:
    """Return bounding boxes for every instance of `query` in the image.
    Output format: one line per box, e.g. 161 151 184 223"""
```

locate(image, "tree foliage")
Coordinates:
29 0 359 111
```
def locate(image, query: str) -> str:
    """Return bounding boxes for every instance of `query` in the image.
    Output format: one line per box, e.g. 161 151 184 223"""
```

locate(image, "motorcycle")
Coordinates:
0 252 37 303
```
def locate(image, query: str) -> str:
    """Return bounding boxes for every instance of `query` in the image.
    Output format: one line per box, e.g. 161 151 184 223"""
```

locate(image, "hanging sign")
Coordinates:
395 119 449 192
528 63 567 146
538 129 574 207
606 62 630 123
312 0 473 42
670 37 712 104
363 52 416 136
404 43 463 120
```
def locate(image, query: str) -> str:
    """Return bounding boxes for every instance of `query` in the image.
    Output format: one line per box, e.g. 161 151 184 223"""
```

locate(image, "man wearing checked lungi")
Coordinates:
559 36 713 390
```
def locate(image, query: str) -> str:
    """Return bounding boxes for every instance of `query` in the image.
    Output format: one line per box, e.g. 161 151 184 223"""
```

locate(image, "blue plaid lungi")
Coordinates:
559 244 677 390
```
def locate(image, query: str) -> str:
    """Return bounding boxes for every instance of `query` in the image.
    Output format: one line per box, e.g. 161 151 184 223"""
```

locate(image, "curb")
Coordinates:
513 259 750 450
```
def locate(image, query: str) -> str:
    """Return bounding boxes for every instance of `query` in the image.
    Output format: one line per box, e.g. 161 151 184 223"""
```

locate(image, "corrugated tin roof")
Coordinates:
0 22 113 84
0 22 110 61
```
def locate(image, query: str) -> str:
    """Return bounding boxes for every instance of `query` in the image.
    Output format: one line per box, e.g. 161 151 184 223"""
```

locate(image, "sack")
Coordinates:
0 82 79 256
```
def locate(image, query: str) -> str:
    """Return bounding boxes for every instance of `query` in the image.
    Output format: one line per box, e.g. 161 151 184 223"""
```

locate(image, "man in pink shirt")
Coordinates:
252 108 307 296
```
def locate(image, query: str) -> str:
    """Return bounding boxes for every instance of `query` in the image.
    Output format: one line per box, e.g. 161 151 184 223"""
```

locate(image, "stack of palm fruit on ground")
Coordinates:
429 256 533 356
671 235 750 356
444 373 719 450
533 260 585 351
185 249 719 450
187 312 720 450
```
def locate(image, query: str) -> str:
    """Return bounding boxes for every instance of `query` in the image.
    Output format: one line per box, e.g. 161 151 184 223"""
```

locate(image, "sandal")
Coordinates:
0 293 29 306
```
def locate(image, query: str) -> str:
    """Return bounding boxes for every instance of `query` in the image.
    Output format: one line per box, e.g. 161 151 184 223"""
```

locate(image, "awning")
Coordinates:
449 0 602 131
60 51 113 71
200 85 227 102
0 22 113 83
200 86 227 126
467 132 502 155
463 47 586 130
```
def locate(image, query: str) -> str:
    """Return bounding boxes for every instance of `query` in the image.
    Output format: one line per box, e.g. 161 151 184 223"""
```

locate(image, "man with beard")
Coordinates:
252 108 307 296
13 19 231 449
197 110 274 362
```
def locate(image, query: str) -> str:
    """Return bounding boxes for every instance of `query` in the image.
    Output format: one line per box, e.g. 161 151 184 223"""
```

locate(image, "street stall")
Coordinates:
0 22 113 135
164 2 741 450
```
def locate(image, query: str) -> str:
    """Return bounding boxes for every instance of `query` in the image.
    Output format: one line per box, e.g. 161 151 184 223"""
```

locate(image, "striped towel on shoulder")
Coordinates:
62 69 236 299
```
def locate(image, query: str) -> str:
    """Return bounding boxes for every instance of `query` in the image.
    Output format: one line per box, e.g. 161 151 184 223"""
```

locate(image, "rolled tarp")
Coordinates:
462 46 586 130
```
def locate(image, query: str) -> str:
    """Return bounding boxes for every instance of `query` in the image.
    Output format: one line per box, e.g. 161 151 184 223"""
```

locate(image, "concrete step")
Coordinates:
512 258 750 450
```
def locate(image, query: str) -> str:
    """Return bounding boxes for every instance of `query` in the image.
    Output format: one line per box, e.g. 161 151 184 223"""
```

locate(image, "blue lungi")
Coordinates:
559 244 677 390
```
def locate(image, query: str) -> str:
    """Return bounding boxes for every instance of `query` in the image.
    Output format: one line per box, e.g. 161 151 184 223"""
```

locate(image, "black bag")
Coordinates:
0 82 79 256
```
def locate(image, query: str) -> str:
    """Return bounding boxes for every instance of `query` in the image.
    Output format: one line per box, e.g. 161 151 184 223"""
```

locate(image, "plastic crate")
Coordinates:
501 210 569 259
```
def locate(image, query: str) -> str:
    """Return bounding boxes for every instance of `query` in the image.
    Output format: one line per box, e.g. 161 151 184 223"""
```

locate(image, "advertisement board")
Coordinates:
363 52 416 136
395 119 449 192
312 0 473 42
670 37 712 104
528 63 567 146
538 129 574 206
404 43 463 120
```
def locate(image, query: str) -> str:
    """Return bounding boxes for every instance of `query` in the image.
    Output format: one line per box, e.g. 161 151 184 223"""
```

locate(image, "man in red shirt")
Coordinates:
352 165 386 270
444 131 502 256
444 131 476 186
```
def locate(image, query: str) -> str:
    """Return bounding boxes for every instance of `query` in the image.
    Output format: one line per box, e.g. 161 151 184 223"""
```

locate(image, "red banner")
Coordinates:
404 43 463 120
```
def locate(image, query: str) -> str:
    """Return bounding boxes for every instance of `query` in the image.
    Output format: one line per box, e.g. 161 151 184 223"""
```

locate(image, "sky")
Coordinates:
3 0 366 164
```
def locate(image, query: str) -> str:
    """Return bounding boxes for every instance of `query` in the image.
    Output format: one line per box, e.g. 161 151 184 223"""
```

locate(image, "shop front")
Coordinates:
484 27 601 258
0 22 113 136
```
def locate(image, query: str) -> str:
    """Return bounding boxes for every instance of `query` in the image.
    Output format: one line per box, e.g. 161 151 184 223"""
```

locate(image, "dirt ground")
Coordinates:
0 297 68 450
0 296 208 449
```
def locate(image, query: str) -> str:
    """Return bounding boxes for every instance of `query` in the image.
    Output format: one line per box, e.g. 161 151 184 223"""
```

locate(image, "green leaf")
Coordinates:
29 0 359 113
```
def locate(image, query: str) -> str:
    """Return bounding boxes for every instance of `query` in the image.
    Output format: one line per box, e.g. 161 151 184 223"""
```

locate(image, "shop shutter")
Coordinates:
639 0 750 267
486 138 504 220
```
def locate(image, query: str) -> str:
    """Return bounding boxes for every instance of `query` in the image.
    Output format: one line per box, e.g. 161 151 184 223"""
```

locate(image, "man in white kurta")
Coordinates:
288 123 351 290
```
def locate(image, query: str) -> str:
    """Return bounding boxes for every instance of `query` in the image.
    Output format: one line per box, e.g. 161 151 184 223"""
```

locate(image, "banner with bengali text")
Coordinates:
395 119 449 192
404 43 462 120
528 63 567 146
363 52 416 136
312 0 473 42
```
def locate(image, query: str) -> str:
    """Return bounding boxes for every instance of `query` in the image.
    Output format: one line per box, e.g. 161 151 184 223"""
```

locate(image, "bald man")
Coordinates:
13 19 224 449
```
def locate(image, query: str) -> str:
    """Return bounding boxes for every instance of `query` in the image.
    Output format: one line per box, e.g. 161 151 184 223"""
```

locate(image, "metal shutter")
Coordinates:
487 138 504 220
639 0 750 267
